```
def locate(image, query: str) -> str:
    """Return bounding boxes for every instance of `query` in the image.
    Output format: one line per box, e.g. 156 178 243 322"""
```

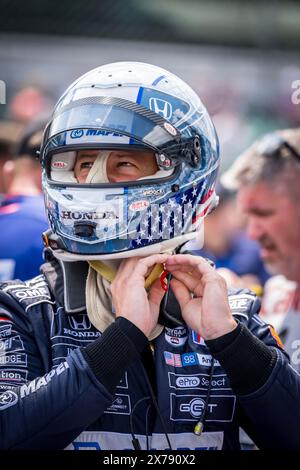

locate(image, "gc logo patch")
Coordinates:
179 397 205 419
170 393 236 422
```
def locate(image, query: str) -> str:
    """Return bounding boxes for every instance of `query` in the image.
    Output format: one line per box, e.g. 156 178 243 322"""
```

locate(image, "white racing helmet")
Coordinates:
40 62 220 260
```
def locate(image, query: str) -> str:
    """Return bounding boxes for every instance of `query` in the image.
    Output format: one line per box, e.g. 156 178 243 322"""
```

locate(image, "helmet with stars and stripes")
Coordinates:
40 61 220 260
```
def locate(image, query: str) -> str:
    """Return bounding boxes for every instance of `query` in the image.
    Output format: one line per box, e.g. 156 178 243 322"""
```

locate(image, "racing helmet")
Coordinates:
40 62 220 260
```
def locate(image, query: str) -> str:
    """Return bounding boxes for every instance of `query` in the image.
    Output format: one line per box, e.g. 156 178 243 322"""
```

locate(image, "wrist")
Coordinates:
202 318 238 341
115 312 151 338
115 317 148 349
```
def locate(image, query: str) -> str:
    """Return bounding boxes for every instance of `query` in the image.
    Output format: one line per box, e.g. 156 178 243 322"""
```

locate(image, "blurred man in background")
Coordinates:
189 181 269 291
0 141 12 200
0 121 25 201
222 128 300 371
0 118 48 280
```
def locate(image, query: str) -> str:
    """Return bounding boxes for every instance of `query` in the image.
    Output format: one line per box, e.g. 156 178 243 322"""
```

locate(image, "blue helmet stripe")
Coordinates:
152 75 166 86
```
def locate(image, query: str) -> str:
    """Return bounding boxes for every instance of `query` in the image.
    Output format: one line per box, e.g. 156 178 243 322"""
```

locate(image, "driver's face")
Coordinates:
74 149 158 183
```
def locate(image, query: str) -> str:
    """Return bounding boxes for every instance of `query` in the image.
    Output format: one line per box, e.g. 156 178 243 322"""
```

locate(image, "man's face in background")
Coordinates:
237 181 300 282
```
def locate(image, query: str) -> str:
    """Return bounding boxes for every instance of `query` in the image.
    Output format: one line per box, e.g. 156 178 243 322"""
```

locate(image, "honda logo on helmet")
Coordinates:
149 97 173 120
68 315 91 330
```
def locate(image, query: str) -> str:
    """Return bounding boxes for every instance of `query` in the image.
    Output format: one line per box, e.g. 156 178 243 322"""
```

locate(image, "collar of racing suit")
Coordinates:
40 255 166 314
41 255 88 313
40 254 167 341
40 246 197 320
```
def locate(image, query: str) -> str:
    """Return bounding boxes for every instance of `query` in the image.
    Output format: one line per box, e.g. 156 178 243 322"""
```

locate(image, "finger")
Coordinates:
114 256 142 280
166 254 214 276
170 270 204 297
134 253 170 280
114 253 170 290
164 264 197 276
148 277 166 306
170 278 191 311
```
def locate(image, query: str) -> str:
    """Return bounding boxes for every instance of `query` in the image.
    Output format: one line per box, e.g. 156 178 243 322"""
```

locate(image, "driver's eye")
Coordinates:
80 161 94 170
117 161 134 167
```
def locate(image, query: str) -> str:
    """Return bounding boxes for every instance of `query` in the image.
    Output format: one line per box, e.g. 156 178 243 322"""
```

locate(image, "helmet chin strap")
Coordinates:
88 259 165 288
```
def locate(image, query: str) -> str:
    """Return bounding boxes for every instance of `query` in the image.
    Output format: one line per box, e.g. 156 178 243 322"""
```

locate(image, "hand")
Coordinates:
217 268 261 290
111 254 169 337
165 254 237 340
217 268 244 288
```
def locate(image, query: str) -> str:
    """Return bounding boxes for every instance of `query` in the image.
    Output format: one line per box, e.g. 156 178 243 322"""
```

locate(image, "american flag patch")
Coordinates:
164 351 182 367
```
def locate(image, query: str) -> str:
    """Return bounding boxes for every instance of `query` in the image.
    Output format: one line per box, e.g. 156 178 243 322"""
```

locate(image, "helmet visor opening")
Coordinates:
48 148 175 184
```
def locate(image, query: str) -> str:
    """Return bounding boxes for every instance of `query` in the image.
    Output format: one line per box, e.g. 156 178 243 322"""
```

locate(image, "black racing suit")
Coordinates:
0 258 299 450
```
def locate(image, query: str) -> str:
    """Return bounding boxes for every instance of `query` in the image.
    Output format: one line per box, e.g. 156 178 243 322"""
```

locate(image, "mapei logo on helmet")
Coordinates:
165 326 187 348
86 128 125 137
0 390 18 410
70 128 125 140
149 97 173 120
70 129 84 139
